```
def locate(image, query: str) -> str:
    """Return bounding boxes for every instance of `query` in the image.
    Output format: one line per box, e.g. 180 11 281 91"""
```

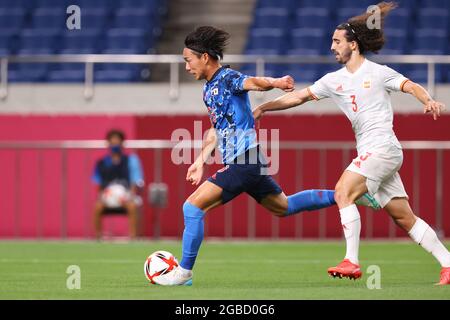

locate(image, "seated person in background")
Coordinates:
92 129 144 239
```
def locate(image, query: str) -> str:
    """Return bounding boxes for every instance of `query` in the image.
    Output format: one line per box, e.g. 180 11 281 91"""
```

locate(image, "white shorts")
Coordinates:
346 143 409 208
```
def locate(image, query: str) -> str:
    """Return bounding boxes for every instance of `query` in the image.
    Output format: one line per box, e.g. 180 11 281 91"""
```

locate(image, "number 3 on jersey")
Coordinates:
350 95 358 112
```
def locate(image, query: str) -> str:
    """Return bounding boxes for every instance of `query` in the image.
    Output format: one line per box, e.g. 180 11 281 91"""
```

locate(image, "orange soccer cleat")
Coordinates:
328 259 362 280
435 267 450 285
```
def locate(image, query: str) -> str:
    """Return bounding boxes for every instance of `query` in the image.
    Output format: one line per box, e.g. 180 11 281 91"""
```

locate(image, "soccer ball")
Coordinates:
144 250 179 285
101 183 130 208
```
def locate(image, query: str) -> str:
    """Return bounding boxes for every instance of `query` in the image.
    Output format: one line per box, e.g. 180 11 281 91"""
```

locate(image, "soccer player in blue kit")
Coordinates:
164 26 377 285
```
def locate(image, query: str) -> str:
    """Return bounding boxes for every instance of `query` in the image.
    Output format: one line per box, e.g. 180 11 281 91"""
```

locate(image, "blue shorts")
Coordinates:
207 147 282 204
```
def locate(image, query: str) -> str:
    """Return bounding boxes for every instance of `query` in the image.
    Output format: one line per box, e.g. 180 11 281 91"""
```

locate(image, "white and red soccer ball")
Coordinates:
101 183 130 208
144 251 179 285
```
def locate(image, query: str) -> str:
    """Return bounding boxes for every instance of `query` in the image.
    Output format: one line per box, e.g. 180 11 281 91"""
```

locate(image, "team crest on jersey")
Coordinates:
363 79 371 89
211 87 219 96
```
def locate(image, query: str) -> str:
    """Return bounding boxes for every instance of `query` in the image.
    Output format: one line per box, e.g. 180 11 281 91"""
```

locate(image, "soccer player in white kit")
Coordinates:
253 2 450 285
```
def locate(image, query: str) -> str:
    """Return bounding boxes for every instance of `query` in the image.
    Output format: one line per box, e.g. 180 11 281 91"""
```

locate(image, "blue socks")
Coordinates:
286 189 336 216
180 202 205 270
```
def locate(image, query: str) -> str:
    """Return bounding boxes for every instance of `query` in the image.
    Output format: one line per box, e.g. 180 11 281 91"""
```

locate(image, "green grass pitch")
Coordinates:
0 240 449 299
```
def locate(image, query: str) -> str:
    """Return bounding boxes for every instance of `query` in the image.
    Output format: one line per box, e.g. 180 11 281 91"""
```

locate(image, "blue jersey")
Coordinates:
203 66 258 164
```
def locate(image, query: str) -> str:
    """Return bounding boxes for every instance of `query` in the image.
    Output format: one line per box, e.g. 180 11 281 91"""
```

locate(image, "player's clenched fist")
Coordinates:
274 75 295 92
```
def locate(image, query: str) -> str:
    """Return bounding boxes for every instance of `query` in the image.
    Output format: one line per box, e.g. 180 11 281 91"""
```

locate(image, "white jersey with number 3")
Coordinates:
308 59 410 155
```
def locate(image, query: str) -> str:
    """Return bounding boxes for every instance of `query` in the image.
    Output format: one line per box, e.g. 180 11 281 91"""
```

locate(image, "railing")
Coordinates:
1 54 450 100
0 140 447 239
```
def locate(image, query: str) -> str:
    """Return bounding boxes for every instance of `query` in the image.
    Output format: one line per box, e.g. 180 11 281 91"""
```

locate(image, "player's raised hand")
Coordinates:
424 100 445 120
274 75 295 92
186 162 204 186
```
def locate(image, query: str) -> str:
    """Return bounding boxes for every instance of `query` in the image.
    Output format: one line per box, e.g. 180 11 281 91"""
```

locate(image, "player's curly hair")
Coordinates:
184 26 230 60
337 1 397 54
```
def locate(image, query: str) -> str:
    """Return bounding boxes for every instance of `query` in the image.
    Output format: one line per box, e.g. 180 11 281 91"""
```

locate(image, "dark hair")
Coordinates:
184 26 230 60
337 2 397 54
106 129 125 142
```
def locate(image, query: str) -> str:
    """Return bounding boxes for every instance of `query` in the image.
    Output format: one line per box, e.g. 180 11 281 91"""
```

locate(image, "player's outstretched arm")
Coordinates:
243 75 295 92
186 126 217 186
252 87 314 120
402 80 445 120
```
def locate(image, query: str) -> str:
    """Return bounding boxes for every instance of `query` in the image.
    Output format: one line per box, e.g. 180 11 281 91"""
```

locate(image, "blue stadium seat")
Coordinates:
247 28 287 54
282 64 321 83
294 8 330 29
104 28 152 54
257 0 294 9
252 8 290 29
18 29 59 54
0 8 26 32
336 8 363 24
0 0 35 10
78 8 109 31
114 8 157 30
384 8 411 30
95 63 148 82
417 8 449 31
8 63 51 82
300 0 335 10
31 8 67 30
47 62 85 82
74 0 117 10
34 0 71 10
239 63 282 77
0 34 16 55
290 28 327 54
417 0 449 9
119 0 167 14
339 0 374 10
401 64 446 84
60 30 102 54
411 29 448 53
383 29 409 53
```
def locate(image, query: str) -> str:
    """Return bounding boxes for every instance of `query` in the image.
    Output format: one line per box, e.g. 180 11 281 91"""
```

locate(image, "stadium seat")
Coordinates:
256 0 294 10
8 63 51 82
411 29 448 53
252 8 290 29
384 8 411 30
418 0 449 9
104 28 152 54
247 28 287 54
18 29 60 54
294 8 330 29
417 8 449 31
31 8 67 30
383 29 409 53
33 0 72 10
300 0 335 10
77 8 110 31
0 8 26 32
60 30 102 54
0 33 18 55
239 63 282 77
290 28 327 54
282 64 321 83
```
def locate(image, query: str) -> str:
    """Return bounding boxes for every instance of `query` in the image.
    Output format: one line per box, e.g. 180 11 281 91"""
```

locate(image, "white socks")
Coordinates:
339 204 361 265
409 218 450 268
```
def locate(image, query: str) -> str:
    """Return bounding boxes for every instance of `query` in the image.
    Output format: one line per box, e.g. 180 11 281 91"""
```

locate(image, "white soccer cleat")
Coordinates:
163 267 193 286
355 193 381 210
